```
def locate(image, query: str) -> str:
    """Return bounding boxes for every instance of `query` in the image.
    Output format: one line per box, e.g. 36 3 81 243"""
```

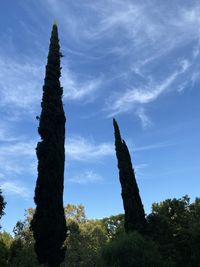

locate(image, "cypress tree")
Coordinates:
113 118 146 233
31 23 67 267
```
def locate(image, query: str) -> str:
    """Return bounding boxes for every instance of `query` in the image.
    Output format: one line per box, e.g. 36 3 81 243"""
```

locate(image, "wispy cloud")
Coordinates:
106 58 193 120
67 136 114 161
68 170 103 184
136 108 152 128
133 141 176 152
0 140 36 179
0 56 43 114
0 53 102 119
0 138 36 198
66 135 176 162
1 181 30 198
62 66 103 101
19 0 200 128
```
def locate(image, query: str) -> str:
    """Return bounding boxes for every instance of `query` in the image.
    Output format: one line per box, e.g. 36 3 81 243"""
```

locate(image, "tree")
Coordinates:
113 119 146 233
0 189 6 229
31 23 67 267
99 231 172 267
65 204 86 224
147 196 200 267
63 218 107 267
101 214 124 239
0 231 13 267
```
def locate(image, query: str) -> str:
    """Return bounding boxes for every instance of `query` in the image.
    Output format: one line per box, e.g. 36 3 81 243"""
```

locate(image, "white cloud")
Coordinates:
68 170 102 184
66 136 114 161
62 66 103 101
0 139 36 183
0 141 35 158
20 1 200 126
133 141 176 152
1 181 30 198
0 134 36 199
0 53 103 118
106 59 192 118
0 56 43 113
136 108 152 128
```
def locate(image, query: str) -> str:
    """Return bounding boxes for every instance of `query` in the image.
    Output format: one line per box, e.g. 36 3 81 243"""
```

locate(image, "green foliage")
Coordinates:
0 231 13 266
147 196 200 267
8 237 40 267
7 217 39 267
0 240 8 267
63 216 107 266
31 23 67 267
101 214 125 239
2 197 200 267
0 231 13 248
99 231 171 267
65 204 86 224
113 119 146 233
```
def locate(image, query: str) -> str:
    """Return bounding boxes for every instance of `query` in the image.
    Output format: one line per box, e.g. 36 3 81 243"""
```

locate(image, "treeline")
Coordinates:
0 197 200 267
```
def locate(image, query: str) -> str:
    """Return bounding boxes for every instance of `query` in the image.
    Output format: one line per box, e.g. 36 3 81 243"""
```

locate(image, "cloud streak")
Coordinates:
106 58 193 119
66 136 114 161
62 66 103 101
68 170 103 184
0 56 42 113
1 181 30 198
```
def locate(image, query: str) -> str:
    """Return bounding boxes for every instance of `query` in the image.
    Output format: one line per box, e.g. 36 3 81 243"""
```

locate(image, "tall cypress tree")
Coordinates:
31 23 67 267
113 118 146 233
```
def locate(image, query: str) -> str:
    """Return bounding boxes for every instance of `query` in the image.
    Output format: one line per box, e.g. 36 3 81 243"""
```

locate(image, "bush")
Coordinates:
99 231 174 267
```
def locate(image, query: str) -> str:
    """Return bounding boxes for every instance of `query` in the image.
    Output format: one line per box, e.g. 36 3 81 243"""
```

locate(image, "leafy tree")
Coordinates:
113 119 146 233
147 196 200 267
31 23 67 267
61 204 107 266
0 240 9 267
0 231 12 267
0 231 13 248
63 219 107 267
7 216 39 267
99 231 172 267
8 237 40 267
65 204 86 224
8 238 24 266
101 214 124 239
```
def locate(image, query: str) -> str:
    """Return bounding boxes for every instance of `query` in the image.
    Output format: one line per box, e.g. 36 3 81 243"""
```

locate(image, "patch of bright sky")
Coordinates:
0 0 200 233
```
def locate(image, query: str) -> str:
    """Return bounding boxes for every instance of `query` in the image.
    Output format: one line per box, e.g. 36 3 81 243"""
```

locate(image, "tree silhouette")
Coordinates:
113 118 146 233
31 23 67 267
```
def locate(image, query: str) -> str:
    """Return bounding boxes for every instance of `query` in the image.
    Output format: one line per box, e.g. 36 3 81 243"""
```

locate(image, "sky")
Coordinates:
0 0 200 234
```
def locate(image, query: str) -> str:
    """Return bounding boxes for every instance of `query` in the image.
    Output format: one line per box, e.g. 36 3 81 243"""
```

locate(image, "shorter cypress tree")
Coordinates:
113 119 146 233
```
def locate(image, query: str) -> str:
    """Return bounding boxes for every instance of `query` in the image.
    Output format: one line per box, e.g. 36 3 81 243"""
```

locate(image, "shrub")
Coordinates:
99 231 174 267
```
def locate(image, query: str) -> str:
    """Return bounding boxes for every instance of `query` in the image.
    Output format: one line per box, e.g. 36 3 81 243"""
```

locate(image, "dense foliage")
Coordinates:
113 119 146 233
30 23 67 267
147 196 200 267
99 231 172 267
0 197 199 266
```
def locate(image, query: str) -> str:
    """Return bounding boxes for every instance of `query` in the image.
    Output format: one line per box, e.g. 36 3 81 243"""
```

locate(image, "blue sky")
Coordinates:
0 0 200 233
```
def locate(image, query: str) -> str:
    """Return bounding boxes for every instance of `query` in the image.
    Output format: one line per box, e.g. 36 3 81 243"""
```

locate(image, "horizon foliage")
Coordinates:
0 196 200 266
